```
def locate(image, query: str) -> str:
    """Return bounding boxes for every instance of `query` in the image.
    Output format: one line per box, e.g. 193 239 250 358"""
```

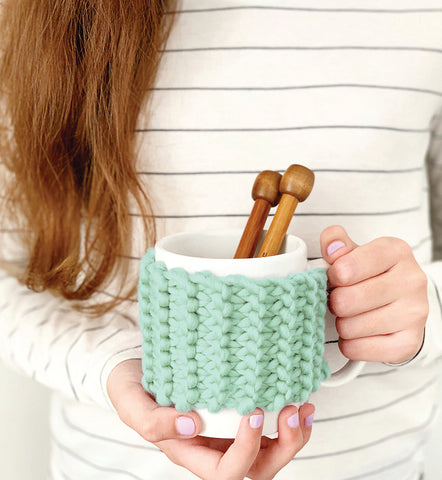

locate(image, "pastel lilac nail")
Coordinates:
327 240 345 256
177 416 196 436
287 412 299 428
250 414 264 429
305 413 314 427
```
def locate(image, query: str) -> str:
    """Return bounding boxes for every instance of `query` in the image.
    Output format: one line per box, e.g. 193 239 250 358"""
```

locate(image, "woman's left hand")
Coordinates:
320 225 428 364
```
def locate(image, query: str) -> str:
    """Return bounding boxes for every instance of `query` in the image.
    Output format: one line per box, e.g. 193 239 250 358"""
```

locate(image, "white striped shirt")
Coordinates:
1 1 442 478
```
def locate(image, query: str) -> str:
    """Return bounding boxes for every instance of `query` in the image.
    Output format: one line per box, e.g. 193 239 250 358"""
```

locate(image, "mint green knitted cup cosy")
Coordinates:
138 248 331 415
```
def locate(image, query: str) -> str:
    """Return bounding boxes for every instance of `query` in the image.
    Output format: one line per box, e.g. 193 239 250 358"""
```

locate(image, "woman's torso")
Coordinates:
51 1 442 478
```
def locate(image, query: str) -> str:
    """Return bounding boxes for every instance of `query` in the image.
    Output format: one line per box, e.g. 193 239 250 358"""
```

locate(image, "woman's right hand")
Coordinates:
107 359 315 480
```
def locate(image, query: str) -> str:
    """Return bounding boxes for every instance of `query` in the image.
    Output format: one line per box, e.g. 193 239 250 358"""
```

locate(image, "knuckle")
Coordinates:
336 318 353 339
329 288 349 317
332 257 355 285
392 238 413 259
416 268 428 290
140 417 162 443
338 338 354 359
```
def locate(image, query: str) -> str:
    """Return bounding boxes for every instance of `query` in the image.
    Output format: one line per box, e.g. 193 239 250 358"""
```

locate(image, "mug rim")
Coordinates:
154 228 307 265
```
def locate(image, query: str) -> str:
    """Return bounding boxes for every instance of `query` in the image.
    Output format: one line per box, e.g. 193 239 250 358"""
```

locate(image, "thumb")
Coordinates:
114 380 202 443
320 225 358 265
108 359 202 442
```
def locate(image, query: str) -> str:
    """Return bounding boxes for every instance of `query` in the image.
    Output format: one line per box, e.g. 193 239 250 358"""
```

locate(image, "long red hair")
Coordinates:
0 0 177 314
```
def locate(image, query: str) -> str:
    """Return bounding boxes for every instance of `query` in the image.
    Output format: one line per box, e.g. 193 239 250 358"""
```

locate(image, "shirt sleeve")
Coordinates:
0 268 143 410
0 211 144 411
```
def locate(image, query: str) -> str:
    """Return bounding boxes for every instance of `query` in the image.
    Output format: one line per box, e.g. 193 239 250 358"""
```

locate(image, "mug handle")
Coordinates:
306 258 365 387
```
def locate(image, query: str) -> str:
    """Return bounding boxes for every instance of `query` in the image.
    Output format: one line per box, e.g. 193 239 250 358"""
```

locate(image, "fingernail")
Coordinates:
176 416 196 436
250 414 263 429
305 413 314 427
327 241 345 256
287 412 299 428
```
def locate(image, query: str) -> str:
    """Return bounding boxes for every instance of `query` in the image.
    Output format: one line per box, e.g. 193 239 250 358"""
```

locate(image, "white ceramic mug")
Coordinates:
153 229 365 437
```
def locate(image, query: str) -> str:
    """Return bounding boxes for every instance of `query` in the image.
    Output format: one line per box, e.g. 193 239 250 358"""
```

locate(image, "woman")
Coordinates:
1 1 440 479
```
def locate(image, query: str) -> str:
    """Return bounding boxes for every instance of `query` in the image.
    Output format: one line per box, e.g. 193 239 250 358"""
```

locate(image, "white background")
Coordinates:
0 361 441 480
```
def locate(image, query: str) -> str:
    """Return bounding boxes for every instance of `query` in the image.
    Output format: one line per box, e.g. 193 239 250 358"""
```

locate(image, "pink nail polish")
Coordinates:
327 241 345 256
287 413 299 428
305 413 314 427
250 414 263 429
177 416 196 436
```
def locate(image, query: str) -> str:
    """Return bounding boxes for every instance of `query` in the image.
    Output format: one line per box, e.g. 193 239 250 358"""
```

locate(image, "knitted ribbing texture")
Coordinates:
138 248 331 415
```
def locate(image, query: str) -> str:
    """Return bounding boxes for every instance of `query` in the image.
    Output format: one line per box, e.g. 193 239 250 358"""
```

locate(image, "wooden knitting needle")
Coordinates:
234 170 282 259
257 164 314 257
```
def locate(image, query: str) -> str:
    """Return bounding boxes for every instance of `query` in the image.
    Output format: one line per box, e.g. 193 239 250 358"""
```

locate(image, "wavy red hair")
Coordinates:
0 0 177 314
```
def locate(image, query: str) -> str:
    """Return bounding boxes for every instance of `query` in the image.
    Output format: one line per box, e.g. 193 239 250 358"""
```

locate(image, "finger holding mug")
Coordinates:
320 225 427 365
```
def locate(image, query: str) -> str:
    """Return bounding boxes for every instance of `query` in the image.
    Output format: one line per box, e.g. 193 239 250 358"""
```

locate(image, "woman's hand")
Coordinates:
320 225 428 364
107 359 315 480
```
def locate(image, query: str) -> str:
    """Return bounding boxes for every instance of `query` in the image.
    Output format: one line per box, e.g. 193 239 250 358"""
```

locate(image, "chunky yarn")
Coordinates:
138 248 331 415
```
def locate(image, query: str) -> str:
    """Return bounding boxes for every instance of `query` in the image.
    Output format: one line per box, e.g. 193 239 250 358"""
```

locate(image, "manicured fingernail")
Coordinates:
250 414 263 429
177 416 196 436
305 413 314 427
327 241 345 256
287 412 299 428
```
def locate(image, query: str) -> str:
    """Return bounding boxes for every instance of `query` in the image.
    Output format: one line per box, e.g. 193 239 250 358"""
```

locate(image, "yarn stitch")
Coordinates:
138 248 331 415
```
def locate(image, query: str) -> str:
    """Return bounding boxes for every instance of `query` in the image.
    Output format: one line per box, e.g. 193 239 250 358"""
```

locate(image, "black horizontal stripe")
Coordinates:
118 255 141 261
7 326 17 339
150 83 442 98
341 439 426 480
21 303 46 317
52 436 146 480
65 319 117 400
27 343 33 362
161 46 442 55
138 166 423 175
96 290 137 303
96 328 124 348
18 289 36 296
130 205 421 218
80 329 123 386
295 403 436 460
167 6 442 14
0 301 11 311
357 368 402 379
315 375 438 423
136 125 429 133
113 311 137 326
61 407 161 452
48 324 77 347
43 324 78 372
